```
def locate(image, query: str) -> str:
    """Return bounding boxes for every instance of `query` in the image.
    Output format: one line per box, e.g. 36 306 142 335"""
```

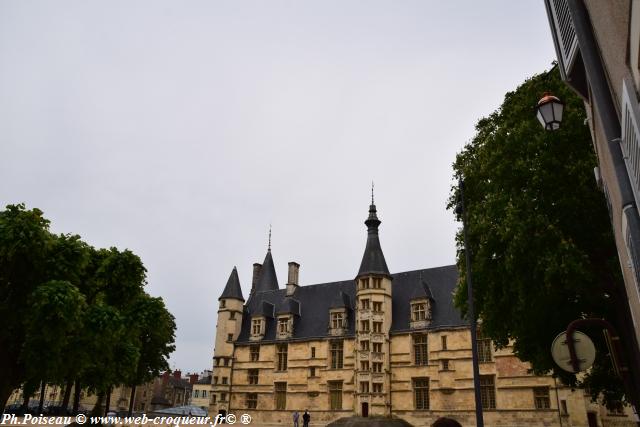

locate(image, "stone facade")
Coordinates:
208 201 638 426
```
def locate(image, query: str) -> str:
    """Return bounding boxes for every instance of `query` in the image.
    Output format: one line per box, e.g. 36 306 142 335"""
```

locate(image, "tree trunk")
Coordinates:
91 392 104 417
128 385 136 416
61 380 73 413
0 381 15 414
22 394 30 414
72 379 81 414
38 381 46 414
104 387 111 416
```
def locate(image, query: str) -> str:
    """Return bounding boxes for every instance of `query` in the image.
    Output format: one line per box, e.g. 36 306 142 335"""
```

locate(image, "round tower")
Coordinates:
354 193 393 417
210 266 244 417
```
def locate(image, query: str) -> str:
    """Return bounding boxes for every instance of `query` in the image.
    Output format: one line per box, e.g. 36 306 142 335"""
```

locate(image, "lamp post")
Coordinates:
456 179 484 427
536 92 564 130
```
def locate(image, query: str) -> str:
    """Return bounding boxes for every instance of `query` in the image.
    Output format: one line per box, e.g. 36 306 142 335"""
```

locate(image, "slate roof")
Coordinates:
357 203 390 277
235 265 467 344
196 375 212 385
254 250 279 292
219 267 244 301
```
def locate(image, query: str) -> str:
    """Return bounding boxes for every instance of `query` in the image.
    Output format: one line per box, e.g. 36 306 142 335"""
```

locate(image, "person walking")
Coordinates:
302 409 310 427
293 411 299 427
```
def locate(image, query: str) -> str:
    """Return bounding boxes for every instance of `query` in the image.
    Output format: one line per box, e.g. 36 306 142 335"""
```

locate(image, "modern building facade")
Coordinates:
544 0 640 407
208 201 635 426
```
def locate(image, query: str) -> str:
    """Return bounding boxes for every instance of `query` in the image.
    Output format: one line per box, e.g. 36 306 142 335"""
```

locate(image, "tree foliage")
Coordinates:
0 204 176 412
449 68 625 402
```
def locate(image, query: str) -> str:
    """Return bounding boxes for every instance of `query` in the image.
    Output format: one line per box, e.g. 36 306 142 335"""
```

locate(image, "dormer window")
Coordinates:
331 312 344 329
250 317 265 340
329 309 348 336
412 303 427 321
277 315 293 339
410 299 432 329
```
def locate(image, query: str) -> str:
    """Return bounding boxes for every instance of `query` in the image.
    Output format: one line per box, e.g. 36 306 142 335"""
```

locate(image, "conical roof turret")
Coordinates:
357 191 390 277
219 266 245 301
254 249 279 292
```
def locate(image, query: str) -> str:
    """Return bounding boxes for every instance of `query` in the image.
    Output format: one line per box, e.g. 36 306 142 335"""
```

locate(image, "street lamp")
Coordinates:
536 92 564 130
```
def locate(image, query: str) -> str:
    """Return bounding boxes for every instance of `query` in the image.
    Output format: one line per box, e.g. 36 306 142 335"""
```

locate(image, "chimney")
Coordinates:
162 371 170 384
286 262 300 296
189 374 199 384
251 263 262 295
173 370 182 380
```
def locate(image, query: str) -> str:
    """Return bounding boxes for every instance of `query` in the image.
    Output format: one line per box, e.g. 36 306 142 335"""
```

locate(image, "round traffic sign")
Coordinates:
551 330 596 373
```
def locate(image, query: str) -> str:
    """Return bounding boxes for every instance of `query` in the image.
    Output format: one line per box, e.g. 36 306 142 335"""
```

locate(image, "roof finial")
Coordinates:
268 224 272 251
371 181 375 205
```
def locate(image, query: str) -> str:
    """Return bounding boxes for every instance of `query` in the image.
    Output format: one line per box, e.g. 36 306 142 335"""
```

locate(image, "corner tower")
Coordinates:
354 192 392 417
210 267 244 417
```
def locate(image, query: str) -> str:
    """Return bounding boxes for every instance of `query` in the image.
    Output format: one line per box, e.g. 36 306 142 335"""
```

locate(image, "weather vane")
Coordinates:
268 224 272 251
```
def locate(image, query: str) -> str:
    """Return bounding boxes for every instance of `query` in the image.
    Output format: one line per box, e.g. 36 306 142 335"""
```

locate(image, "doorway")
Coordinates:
587 412 598 427
361 402 368 417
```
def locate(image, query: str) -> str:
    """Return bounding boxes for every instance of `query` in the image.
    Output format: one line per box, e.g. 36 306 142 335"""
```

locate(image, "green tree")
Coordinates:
0 205 53 410
125 295 176 415
449 68 626 402
0 204 176 414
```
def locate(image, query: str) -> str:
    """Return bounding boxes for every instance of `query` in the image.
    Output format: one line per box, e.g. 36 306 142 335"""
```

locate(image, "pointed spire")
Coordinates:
219 266 245 301
254 249 279 292
357 190 390 277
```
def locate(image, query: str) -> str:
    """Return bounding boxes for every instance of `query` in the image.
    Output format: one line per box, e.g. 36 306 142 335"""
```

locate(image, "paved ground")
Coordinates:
327 416 414 427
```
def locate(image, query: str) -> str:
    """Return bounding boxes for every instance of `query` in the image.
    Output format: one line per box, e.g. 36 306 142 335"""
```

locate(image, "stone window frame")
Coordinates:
328 381 343 410
249 345 260 362
441 335 447 350
477 329 493 363
480 375 496 410
372 382 383 393
248 369 259 385
274 382 287 410
372 301 382 313
534 387 551 410
250 316 265 340
330 339 344 369
372 321 383 333
330 311 346 329
360 298 370 310
245 393 257 409
276 343 288 371
410 298 432 329
413 334 428 366
277 315 293 339
413 377 430 410
360 278 370 289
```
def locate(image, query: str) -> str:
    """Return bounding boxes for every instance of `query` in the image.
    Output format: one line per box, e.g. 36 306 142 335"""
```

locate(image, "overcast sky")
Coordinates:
0 1 555 372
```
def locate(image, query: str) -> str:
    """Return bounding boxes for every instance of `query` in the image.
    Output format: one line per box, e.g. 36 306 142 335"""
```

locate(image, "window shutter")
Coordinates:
546 0 579 77
621 79 640 209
